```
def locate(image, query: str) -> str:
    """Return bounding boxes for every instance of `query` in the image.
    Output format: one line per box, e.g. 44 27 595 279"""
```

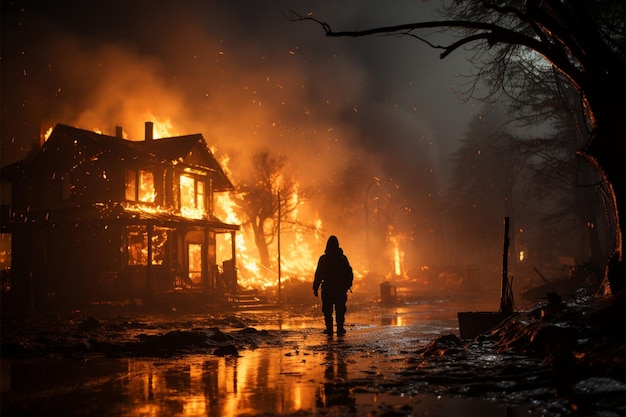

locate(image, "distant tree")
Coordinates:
446 104 530 267
508 64 608 273
293 0 625 291
235 150 303 269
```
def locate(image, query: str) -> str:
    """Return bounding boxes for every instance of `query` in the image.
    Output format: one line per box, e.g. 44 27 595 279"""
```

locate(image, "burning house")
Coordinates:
1 122 240 309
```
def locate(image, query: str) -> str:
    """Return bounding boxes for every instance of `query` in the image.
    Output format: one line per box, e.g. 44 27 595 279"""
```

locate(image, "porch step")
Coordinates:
230 290 279 309
232 289 261 304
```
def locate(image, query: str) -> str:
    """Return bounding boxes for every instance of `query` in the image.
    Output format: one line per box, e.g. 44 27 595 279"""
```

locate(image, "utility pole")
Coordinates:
364 177 379 272
500 217 514 314
277 191 282 304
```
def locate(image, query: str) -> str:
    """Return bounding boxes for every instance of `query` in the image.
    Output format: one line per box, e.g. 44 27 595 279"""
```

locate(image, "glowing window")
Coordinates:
127 226 148 266
127 226 170 266
0 233 10 292
180 175 206 219
151 227 170 266
196 181 205 211
0 233 11 270
125 169 155 203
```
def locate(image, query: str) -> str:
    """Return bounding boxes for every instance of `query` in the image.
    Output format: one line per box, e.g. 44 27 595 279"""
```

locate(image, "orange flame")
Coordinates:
63 120 344 291
146 114 178 138
213 157 322 290
389 234 405 278
43 126 54 142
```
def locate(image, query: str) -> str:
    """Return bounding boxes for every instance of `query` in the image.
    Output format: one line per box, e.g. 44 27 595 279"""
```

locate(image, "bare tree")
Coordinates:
511 65 608 273
446 104 530 266
292 0 625 290
235 150 303 269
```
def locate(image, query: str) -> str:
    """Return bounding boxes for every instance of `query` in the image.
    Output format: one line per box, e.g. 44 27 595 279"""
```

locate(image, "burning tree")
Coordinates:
234 150 306 269
292 0 625 291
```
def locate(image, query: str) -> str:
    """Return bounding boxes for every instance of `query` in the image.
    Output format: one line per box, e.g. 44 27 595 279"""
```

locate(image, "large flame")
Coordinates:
389 234 405 278
45 120 355 291
146 113 179 138
213 156 322 290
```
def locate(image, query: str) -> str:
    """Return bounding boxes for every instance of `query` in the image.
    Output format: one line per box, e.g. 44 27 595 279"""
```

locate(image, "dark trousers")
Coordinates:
321 291 347 330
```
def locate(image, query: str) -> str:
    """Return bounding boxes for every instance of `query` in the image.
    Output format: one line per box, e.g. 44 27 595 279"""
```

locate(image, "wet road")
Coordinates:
1 292 553 416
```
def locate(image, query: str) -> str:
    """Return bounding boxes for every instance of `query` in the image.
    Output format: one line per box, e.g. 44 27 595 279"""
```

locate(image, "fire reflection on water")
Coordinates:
2 294 528 417
122 348 322 417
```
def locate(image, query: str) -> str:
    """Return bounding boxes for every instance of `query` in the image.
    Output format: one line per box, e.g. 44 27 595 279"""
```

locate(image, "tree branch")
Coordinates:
288 10 583 91
289 10 547 59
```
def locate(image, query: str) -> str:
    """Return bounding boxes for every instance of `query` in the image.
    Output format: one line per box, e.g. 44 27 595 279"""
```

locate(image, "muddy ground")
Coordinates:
1 290 624 417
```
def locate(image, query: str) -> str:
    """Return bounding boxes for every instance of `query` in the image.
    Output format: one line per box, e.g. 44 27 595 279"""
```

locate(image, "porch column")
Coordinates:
230 230 237 287
203 227 210 291
147 223 153 292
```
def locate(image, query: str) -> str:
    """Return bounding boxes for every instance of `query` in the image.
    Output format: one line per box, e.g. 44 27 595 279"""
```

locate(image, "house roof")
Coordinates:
39 124 235 191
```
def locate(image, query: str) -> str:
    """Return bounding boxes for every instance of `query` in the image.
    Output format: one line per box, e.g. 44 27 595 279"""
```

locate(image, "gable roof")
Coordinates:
41 124 234 191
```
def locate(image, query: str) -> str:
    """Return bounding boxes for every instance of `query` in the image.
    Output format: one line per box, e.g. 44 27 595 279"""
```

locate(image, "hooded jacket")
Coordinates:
313 236 353 294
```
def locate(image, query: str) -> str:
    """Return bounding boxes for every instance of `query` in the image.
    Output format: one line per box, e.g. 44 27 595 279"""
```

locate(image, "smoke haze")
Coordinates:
2 0 478 280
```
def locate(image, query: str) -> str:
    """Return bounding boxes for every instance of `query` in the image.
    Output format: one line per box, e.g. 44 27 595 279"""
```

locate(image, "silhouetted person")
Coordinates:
313 236 353 335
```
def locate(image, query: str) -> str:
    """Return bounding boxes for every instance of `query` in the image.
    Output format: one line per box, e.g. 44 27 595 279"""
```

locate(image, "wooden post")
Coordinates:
500 217 513 314
203 228 209 291
147 223 153 293
277 191 282 304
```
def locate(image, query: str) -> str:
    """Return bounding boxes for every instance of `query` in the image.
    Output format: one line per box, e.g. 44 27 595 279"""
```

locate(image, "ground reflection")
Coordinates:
2 293 551 416
118 347 325 417
317 343 355 412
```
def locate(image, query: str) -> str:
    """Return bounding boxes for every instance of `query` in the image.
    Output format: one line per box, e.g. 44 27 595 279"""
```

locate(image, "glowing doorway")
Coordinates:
188 243 203 285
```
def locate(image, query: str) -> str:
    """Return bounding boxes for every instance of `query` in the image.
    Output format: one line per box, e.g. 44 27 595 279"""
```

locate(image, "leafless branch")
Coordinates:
288 9 547 60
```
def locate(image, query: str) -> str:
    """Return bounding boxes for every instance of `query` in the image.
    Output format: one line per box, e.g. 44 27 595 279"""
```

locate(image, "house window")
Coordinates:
0 233 11 292
180 175 206 218
125 169 155 203
127 226 148 266
127 225 170 266
151 227 170 266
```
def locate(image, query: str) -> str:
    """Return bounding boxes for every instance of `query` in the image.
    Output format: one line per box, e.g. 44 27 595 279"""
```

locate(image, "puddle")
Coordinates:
1 293 563 416
2 349 546 417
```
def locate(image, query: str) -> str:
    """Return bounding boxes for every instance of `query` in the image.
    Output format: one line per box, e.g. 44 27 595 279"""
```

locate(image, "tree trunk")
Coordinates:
575 170 606 271
251 219 272 269
582 71 625 293
255 233 271 269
